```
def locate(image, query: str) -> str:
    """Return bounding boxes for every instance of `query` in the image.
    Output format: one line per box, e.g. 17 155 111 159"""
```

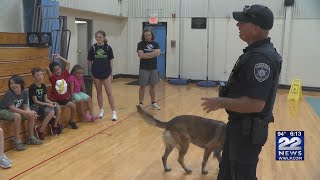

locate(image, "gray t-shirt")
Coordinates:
0 90 29 109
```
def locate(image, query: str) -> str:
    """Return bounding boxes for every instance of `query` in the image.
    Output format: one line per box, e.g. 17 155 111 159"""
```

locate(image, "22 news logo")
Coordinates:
276 131 304 161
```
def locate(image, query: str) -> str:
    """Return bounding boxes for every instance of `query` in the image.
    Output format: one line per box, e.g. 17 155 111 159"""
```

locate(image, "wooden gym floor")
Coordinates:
0 78 319 180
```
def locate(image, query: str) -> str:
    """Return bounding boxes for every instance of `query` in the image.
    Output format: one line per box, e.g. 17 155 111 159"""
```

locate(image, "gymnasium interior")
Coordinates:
0 0 319 179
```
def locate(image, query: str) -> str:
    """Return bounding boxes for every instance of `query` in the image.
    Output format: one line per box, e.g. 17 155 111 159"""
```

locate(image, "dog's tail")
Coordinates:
136 105 167 129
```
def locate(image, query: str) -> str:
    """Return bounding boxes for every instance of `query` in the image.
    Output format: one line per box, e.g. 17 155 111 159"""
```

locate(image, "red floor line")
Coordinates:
9 91 176 180
99 132 112 135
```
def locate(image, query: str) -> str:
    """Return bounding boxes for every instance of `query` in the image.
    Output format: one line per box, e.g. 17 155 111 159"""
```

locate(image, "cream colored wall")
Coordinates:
59 0 129 17
60 8 128 75
285 19 320 87
127 17 285 81
0 0 24 32
127 18 180 77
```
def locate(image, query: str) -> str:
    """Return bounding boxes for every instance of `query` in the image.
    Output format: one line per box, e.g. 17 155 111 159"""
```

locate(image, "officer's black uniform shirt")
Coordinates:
225 38 282 120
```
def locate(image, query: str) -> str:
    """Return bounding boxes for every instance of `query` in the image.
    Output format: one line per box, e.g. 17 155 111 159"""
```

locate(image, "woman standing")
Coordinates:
87 30 117 121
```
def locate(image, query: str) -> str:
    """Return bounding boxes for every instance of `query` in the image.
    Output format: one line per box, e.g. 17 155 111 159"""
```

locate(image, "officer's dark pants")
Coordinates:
217 119 263 180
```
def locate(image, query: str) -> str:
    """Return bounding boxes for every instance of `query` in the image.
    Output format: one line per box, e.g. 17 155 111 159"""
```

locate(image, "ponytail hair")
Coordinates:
71 65 83 75
95 30 108 43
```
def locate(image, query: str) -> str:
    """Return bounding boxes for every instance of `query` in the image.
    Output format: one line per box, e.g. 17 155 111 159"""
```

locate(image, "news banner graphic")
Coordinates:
276 131 304 161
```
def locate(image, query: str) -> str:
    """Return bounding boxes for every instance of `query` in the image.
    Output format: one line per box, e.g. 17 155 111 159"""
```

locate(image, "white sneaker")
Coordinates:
112 111 117 121
3 154 12 163
152 103 161 110
99 109 104 118
0 155 11 169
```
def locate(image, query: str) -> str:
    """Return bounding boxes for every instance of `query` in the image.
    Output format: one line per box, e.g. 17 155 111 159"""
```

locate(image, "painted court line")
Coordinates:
9 91 177 180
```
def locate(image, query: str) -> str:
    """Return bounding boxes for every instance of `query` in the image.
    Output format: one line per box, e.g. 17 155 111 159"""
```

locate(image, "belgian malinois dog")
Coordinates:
136 105 226 174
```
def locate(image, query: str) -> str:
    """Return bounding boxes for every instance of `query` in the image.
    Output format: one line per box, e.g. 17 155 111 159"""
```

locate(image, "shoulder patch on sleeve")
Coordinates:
254 63 270 82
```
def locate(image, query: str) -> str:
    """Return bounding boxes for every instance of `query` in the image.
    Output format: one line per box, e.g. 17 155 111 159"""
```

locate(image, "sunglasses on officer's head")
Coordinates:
243 5 256 19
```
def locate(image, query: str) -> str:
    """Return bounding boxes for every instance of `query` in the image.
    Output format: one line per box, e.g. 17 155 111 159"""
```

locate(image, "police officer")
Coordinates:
201 5 282 180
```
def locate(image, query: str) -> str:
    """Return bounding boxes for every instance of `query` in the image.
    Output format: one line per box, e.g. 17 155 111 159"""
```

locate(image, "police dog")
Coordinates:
136 105 226 174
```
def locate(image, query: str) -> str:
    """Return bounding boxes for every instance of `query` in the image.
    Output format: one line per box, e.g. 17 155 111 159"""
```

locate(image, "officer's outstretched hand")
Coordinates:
201 97 221 113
